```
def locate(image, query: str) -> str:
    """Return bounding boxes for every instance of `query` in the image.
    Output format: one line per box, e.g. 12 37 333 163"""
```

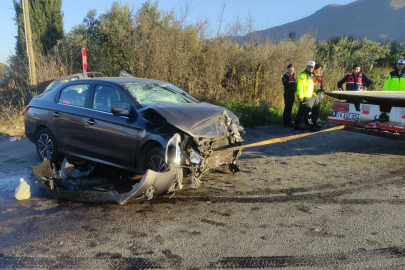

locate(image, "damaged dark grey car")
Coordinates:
25 77 244 199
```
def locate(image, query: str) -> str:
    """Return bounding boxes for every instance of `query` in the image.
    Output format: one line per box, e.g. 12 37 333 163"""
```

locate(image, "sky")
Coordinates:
0 0 357 64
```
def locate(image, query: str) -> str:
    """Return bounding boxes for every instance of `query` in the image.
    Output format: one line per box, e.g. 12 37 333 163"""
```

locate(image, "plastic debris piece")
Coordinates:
373 211 380 215
32 159 177 204
9 136 21 142
59 158 95 179
315 206 324 210
15 178 31 200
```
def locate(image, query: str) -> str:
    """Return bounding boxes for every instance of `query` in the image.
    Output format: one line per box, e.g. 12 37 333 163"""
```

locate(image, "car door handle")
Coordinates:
86 119 97 125
52 112 61 117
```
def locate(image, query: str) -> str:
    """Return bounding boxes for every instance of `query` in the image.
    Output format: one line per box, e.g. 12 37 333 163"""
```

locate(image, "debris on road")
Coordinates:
9 136 21 142
32 159 177 204
15 178 30 200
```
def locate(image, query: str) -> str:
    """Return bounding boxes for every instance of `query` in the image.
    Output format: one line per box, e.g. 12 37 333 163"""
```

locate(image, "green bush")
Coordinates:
215 97 283 127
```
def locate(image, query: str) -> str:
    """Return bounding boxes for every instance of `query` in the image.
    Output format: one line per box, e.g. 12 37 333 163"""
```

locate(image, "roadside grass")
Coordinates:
318 95 334 121
0 107 25 137
217 96 331 127
0 120 25 137
215 97 283 127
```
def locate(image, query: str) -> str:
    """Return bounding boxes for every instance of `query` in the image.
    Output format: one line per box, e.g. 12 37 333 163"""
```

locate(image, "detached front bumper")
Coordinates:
32 159 177 204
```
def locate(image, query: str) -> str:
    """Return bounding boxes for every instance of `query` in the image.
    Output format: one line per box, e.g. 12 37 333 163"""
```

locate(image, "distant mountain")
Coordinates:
246 0 405 44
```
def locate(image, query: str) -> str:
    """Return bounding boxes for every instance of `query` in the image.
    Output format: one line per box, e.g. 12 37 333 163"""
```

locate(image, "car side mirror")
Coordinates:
111 105 136 118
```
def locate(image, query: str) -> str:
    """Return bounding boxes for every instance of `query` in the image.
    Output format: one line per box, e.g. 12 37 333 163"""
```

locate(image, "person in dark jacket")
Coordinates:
311 63 325 128
281 63 297 127
337 64 373 110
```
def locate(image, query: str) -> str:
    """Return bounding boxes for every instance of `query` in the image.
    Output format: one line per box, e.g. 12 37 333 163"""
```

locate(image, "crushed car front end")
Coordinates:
145 102 245 190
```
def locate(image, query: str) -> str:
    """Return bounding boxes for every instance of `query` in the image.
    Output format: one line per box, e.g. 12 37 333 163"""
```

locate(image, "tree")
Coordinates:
14 0 64 56
0 63 8 80
288 31 296 42
318 36 390 72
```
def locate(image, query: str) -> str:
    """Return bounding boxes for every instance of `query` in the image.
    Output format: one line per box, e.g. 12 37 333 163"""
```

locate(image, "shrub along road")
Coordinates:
1 124 405 269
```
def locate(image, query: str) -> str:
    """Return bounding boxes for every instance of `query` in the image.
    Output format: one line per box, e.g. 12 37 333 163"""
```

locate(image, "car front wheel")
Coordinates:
144 148 169 173
35 128 60 163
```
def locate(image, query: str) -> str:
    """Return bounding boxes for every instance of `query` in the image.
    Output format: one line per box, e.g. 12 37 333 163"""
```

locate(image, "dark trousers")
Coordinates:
311 94 321 123
283 92 295 125
347 99 361 111
294 97 315 127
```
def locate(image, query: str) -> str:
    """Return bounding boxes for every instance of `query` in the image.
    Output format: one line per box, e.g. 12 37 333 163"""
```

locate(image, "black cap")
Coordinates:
287 64 294 68
314 63 322 69
352 64 361 69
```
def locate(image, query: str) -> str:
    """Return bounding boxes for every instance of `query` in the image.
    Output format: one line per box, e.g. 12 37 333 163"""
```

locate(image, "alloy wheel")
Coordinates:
148 154 169 172
37 134 54 160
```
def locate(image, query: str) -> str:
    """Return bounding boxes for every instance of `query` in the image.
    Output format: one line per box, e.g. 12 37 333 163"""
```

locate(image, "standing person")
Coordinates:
293 61 319 132
337 64 373 111
281 64 297 127
383 59 405 91
311 63 325 129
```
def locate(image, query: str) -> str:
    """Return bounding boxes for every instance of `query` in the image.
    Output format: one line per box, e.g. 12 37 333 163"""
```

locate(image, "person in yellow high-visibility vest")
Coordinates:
383 59 405 91
293 61 319 132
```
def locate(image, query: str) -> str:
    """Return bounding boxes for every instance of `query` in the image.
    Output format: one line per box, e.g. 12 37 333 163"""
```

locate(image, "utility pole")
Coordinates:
22 0 37 87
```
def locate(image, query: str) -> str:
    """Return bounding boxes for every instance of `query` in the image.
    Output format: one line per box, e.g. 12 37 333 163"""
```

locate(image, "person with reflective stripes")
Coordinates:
311 63 325 129
293 61 319 132
337 64 373 110
281 63 297 127
383 59 405 91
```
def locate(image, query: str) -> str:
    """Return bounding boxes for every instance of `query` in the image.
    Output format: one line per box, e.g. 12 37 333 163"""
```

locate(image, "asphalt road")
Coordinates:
1 125 405 269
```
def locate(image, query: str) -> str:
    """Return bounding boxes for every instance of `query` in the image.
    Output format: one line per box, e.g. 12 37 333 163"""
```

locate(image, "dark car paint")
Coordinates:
25 78 183 173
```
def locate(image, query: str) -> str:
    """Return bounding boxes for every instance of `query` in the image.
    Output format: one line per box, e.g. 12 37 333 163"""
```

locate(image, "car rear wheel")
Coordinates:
36 128 60 163
144 148 169 173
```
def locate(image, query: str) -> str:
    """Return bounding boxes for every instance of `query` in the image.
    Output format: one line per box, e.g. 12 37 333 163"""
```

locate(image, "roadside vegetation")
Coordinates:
1 0 405 134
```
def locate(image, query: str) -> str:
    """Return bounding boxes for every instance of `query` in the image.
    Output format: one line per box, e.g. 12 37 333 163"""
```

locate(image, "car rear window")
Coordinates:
59 84 89 107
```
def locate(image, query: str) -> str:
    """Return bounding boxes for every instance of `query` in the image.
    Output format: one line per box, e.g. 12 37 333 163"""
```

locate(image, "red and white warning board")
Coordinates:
82 47 87 73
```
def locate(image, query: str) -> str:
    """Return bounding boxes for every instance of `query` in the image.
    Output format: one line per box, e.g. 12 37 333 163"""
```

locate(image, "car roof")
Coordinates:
65 77 169 86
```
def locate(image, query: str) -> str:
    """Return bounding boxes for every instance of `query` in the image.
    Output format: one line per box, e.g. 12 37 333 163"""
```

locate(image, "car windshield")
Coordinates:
123 83 200 106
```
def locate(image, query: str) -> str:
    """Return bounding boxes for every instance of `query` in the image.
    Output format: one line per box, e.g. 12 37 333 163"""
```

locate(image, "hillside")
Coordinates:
248 0 405 43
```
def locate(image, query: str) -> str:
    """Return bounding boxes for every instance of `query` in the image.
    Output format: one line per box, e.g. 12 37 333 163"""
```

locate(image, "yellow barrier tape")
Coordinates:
242 125 345 149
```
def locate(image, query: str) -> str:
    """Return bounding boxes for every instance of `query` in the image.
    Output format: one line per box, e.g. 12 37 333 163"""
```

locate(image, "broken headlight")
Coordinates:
189 150 202 164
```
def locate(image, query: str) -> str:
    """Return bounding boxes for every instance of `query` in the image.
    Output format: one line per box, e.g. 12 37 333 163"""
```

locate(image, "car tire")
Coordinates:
144 148 169 173
35 128 60 163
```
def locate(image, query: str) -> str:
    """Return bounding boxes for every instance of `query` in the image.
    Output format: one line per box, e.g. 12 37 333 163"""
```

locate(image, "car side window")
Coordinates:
93 85 131 113
59 84 89 107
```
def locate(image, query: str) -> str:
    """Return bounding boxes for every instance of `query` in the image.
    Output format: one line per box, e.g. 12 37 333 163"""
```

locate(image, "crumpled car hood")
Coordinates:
145 101 242 138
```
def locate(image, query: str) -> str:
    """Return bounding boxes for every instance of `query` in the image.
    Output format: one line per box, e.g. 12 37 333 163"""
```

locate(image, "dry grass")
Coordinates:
390 0 405 9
